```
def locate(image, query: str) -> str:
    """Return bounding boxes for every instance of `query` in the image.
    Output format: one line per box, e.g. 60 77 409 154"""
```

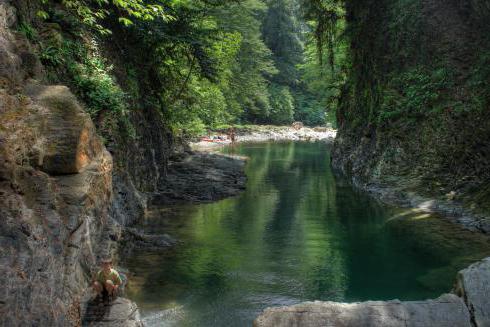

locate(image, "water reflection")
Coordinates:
124 142 490 327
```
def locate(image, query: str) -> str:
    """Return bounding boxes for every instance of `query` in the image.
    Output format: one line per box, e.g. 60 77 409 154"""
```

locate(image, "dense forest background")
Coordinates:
18 0 346 139
15 0 490 210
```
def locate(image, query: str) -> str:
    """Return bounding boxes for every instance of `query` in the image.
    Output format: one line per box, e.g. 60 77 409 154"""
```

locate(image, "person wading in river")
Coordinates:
92 258 122 300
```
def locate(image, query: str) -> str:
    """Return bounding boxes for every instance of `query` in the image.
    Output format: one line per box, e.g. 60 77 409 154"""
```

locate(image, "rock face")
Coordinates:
0 1 142 325
455 257 490 327
0 80 112 325
255 256 490 327
331 0 490 231
254 295 471 327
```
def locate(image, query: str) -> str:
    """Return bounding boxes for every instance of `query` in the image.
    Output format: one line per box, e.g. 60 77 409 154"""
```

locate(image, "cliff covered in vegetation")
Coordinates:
330 0 490 229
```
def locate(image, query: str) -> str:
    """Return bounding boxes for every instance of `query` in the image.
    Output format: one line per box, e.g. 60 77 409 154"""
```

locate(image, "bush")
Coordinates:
378 67 453 123
39 35 135 137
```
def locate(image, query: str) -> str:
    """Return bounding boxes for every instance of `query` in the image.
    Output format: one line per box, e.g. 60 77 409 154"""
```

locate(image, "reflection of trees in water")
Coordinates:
125 142 490 322
261 142 348 301
175 142 350 302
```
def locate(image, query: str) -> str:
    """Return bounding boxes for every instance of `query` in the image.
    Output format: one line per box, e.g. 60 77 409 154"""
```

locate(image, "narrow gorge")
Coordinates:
1 0 490 326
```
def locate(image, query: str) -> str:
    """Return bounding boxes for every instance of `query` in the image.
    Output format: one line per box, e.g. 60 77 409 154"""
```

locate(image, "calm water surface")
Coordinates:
124 142 490 326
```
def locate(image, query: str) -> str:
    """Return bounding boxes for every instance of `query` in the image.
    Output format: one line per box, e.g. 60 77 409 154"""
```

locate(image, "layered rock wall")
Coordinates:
0 1 145 325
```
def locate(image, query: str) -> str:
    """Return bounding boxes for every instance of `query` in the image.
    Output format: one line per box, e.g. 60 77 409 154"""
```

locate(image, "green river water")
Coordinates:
124 142 490 326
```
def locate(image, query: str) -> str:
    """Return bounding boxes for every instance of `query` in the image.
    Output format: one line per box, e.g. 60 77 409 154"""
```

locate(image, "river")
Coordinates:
124 141 490 326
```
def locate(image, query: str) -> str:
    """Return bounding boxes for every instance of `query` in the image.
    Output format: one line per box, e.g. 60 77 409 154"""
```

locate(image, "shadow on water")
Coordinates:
123 141 490 327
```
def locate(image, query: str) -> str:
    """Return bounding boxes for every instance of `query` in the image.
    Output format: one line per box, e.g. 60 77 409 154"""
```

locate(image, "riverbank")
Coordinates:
191 125 337 151
355 181 490 234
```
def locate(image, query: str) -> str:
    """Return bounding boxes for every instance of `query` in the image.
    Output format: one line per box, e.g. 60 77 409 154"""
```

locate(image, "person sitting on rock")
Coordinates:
92 257 122 300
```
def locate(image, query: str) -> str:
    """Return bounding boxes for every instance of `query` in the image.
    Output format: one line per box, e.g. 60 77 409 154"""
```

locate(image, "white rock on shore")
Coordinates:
236 127 337 143
191 126 337 151
254 294 471 327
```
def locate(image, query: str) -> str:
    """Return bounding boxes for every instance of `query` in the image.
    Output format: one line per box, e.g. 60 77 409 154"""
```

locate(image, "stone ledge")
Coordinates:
255 257 490 327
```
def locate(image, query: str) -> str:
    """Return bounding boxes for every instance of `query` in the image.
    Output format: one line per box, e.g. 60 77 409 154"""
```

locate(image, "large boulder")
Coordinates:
254 294 471 327
25 83 104 175
455 257 490 327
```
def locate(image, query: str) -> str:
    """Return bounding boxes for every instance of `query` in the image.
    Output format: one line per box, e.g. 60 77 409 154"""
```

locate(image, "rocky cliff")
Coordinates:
0 1 170 325
332 0 490 231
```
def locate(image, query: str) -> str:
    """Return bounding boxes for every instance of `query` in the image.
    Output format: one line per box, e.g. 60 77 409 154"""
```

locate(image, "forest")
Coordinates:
21 0 345 138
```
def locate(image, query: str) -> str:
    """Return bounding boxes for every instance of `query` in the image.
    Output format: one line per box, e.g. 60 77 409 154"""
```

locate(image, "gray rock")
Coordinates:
120 227 176 256
151 151 247 205
455 257 490 327
254 294 471 327
82 297 143 327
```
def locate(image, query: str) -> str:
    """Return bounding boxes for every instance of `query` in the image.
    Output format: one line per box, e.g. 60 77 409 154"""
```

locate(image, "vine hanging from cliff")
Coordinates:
300 0 344 69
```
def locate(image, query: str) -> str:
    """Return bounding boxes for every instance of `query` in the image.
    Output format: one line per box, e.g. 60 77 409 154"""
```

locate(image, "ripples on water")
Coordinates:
124 142 490 327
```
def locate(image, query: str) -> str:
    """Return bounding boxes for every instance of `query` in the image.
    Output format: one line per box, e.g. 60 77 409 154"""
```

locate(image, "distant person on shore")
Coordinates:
229 127 236 144
92 257 122 300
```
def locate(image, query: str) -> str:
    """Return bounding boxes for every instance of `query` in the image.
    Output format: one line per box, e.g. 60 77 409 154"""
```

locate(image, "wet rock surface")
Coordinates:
24 83 104 175
82 297 143 327
120 227 177 256
151 151 247 205
254 294 471 327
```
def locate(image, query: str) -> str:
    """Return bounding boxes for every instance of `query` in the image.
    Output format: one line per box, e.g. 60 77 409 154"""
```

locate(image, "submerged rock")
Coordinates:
254 294 471 327
455 257 490 327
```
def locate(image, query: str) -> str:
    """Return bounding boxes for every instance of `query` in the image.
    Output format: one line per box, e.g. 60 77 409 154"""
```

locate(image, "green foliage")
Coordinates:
17 22 38 41
297 8 348 126
387 0 424 67
34 0 344 137
214 0 278 123
300 0 345 68
39 34 135 137
39 44 64 66
378 67 457 123
294 93 327 126
40 0 172 34
269 84 295 125
262 0 304 87
466 52 490 113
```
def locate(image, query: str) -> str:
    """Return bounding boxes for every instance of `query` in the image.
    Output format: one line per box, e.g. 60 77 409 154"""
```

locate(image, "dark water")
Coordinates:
124 142 490 326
